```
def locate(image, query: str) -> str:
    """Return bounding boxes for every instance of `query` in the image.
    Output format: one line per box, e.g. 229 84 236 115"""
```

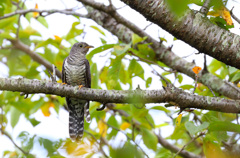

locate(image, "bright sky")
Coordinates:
1 0 240 157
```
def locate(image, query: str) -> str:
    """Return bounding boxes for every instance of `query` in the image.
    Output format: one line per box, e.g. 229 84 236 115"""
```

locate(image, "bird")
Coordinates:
62 42 93 141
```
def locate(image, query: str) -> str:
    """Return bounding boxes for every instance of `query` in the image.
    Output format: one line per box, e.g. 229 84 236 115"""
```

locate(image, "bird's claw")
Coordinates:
97 103 106 111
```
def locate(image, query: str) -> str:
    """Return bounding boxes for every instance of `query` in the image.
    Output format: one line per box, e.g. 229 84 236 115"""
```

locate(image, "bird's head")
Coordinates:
72 42 94 55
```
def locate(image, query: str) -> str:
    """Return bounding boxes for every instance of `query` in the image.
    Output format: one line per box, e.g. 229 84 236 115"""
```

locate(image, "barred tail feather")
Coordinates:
68 98 85 142
69 109 84 142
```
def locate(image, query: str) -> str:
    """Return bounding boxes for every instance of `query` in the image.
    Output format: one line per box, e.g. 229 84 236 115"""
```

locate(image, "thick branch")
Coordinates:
10 39 62 79
120 0 240 70
85 6 240 100
0 77 240 113
3 4 240 100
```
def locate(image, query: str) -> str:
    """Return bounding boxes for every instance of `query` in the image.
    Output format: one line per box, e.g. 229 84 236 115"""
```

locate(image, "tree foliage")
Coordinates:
0 0 240 157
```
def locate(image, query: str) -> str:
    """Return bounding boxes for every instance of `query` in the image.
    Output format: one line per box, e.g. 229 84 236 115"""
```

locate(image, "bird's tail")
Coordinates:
68 99 85 142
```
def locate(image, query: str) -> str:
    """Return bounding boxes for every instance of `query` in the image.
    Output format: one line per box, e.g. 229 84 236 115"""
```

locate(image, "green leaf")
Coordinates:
25 12 33 22
110 141 144 158
90 25 105 36
0 31 15 39
38 138 56 156
10 106 22 128
179 84 194 90
86 44 115 60
128 59 144 80
165 0 190 16
19 26 41 38
108 57 122 81
185 121 209 136
208 59 222 74
66 21 83 40
208 121 240 133
107 115 119 139
155 148 172 158
37 16 48 28
114 44 131 56
0 16 16 28
28 118 40 127
0 3 5 16
119 64 128 84
141 128 158 151
132 34 147 45
150 106 170 113
230 71 240 82
177 74 183 83
228 66 238 74
146 77 152 88
100 37 107 44
90 63 99 89
159 37 167 42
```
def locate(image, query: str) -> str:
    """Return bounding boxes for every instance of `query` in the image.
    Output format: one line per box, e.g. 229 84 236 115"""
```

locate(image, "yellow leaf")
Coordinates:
62 139 78 154
220 7 233 25
98 119 107 137
192 66 202 74
54 35 62 43
207 11 220 17
204 140 225 158
237 83 240 87
120 122 131 130
33 4 39 18
41 101 54 117
176 114 182 126
208 6 233 25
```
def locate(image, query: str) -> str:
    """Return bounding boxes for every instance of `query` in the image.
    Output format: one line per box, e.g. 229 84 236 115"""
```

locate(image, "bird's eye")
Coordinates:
79 44 83 48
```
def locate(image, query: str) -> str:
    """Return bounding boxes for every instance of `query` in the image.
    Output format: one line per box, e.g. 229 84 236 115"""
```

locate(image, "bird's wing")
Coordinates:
84 59 91 88
62 58 67 83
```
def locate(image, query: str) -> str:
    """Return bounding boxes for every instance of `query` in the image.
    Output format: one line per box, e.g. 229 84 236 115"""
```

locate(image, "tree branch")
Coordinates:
3 3 240 100
120 0 240 70
173 132 205 158
9 39 62 79
0 77 240 113
0 8 88 20
155 132 200 158
85 5 240 100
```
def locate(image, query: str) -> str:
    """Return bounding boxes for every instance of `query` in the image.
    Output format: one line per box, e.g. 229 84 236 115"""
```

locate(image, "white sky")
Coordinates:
1 0 240 157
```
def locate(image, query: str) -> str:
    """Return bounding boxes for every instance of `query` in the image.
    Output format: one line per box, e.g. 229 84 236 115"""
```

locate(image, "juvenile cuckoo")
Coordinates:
62 42 93 141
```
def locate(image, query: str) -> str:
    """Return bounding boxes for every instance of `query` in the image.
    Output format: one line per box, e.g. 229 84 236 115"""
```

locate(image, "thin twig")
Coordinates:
224 81 240 93
0 129 29 155
192 74 198 94
182 52 195 58
200 0 211 15
16 15 21 39
84 130 109 157
0 9 88 20
143 23 152 30
207 85 216 97
173 132 205 158
230 7 240 25
102 120 149 158
151 66 173 86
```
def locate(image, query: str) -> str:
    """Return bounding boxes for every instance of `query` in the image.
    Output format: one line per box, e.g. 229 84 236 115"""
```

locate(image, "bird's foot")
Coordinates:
78 85 83 89
62 82 66 85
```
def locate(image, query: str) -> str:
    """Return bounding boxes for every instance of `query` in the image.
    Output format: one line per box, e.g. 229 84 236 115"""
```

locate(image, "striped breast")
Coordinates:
64 58 86 86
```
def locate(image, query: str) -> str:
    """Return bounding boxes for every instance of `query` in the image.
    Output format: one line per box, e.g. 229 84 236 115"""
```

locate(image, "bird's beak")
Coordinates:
85 45 94 49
